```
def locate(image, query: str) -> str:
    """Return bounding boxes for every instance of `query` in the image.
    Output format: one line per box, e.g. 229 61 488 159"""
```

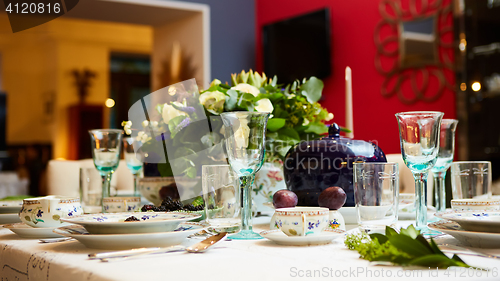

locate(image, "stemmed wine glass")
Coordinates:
220 112 270 240
89 129 123 212
123 137 143 197
395 111 443 230
431 119 458 213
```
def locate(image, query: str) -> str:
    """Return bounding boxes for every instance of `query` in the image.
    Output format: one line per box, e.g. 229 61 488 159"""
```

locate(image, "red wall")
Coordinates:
255 0 456 154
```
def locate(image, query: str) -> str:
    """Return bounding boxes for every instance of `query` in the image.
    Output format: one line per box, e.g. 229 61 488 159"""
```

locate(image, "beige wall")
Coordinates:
0 15 152 158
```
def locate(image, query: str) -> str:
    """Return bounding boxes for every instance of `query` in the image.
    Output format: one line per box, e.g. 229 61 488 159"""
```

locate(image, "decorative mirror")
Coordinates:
374 0 454 104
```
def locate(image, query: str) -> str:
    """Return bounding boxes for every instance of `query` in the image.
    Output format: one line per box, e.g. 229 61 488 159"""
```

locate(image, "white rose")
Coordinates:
255 98 273 113
199 91 226 106
162 103 187 124
231 83 260 97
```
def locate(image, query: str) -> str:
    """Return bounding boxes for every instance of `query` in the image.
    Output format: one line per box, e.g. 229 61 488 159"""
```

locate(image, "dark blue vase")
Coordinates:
283 123 387 207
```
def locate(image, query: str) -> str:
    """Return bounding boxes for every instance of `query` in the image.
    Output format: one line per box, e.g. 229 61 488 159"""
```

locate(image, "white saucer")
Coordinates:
435 210 500 233
60 212 201 234
260 229 345 246
0 213 21 224
4 223 64 238
428 220 500 248
54 222 204 250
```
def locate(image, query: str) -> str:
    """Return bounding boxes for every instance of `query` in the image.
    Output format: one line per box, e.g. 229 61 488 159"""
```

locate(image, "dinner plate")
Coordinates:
0 200 23 214
435 210 500 233
260 229 345 246
53 222 204 250
3 223 64 238
0 213 21 224
60 212 201 234
428 220 500 248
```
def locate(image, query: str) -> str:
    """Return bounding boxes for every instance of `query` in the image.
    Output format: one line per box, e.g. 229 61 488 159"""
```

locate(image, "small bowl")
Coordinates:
451 199 500 211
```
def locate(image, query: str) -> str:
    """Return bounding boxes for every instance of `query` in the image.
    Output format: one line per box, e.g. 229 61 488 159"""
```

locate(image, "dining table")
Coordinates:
1 215 500 281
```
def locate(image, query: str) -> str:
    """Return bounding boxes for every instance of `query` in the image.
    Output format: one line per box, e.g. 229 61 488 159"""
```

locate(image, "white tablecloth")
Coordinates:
1 217 500 281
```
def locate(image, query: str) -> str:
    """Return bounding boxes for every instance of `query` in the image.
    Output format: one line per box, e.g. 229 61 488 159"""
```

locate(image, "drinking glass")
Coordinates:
354 162 399 234
451 161 492 199
430 119 458 212
79 168 103 214
202 165 241 233
395 111 443 230
89 129 123 213
220 112 270 240
123 137 142 197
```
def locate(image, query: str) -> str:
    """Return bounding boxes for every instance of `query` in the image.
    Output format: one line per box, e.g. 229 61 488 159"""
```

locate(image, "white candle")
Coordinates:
345 66 354 138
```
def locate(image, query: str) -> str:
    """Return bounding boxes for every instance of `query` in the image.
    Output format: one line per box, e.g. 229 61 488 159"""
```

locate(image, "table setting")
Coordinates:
2 70 500 281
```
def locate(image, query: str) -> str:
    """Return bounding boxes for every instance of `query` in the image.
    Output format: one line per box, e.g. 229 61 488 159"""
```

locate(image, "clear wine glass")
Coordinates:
395 111 443 230
220 112 270 240
89 129 123 213
123 137 143 197
430 119 458 213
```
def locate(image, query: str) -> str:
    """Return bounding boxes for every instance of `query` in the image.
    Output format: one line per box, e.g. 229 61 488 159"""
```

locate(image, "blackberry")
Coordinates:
141 204 155 212
124 216 140 222
183 204 197 211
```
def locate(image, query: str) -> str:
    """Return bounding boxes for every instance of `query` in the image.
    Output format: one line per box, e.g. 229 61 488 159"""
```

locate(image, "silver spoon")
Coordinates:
91 232 228 262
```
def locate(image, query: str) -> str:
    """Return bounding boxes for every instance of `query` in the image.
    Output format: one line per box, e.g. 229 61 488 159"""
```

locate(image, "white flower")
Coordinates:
162 103 187 124
199 91 226 106
325 113 334 121
142 120 149 127
302 119 310 126
136 131 150 143
151 121 158 127
231 83 260 97
255 98 273 113
122 121 132 135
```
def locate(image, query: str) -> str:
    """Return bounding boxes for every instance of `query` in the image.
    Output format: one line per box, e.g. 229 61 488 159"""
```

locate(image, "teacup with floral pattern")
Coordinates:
274 207 329 236
103 197 141 213
19 196 82 228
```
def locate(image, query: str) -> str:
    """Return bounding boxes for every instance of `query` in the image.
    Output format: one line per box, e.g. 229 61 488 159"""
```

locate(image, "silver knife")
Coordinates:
89 232 228 262
88 245 186 260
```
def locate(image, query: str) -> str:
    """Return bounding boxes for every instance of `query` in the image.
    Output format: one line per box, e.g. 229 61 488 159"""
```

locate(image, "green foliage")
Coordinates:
344 225 474 269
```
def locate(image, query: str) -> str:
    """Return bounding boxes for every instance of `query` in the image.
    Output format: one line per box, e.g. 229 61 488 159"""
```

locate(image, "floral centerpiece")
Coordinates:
123 70 335 179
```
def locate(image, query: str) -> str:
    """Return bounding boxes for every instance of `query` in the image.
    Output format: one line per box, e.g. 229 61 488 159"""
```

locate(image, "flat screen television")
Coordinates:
263 8 331 84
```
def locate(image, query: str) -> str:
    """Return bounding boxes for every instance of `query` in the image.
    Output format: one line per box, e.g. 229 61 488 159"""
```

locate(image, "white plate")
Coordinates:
60 212 201 234
338 207 356 224
0 200 23 214
435 210 500 233
53 222 204 250
428 220 500 248
260 229 345 246
0 213 21 224
3 223 64 238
